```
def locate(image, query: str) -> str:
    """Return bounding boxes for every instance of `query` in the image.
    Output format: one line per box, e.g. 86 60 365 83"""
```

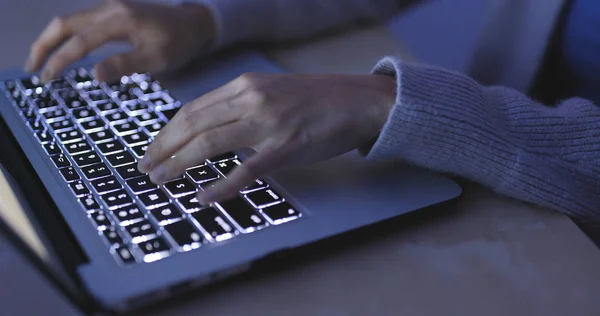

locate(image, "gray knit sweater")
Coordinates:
193 0 600 222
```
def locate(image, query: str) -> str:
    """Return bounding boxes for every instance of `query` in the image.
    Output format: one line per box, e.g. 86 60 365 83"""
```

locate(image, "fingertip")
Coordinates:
94 62 118 83
196 189 217 206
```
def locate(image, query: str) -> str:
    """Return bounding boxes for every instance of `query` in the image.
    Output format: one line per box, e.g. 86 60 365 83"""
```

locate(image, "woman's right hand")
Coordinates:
26 0 216 83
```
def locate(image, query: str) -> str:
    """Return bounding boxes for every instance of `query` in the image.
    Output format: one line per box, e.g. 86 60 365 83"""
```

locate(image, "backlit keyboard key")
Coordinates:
112 205 145 226
51 154 71 168
59 167 80 182
96 100 120 113
49 119 74 132
81 163 111 179
112 121 138 135
218 197 267 232
138 189 169 209
65 140 92 155
144 120 166 135
72 107 95 121
79 118 105 132
106 109 129 124
106 151 135 167
130 144 148 158
124 219 156 243
163 220 203 251
240 179 268 193
177 194 203 213
80 195 100 210
133 111 159 125
150 204 182 225
89 128 114 143
164 178 196 197
126 175 157 193
102 226 124 246
114 246 136 264
261 202 301 224
207 152 237 163
115 163 143 180
97 140 125 155
245 188 283 208
35 129 54 144
89 210 111 230
43 108 68 122
69 180 90 197
73 151 101 167
102 189 133 209
122 131 149 146
213 159 241 177
190 207 235 241
91 176 122 194
57 129 83 144
138 237 171 259
187 165 219 183
44 143 61 155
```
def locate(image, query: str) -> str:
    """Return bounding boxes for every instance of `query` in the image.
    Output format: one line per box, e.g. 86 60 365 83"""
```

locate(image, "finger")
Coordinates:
147 120 253 184
197 146 287 204
40 21 127 82
26 4 107 72
93 51 148 83
139 94 246 173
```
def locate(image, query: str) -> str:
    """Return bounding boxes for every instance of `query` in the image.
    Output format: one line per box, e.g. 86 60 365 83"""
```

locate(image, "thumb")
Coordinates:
94 51 147 83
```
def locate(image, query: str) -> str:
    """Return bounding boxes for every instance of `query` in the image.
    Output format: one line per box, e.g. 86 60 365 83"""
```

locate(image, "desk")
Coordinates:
1 1 600 315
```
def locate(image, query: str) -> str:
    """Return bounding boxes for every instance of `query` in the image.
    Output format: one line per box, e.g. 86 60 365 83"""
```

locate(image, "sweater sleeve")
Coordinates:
367 56 600 223
185 0 411 50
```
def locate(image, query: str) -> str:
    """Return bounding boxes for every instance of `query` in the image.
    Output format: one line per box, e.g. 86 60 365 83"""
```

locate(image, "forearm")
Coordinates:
368 57 600 222
190 0 417 49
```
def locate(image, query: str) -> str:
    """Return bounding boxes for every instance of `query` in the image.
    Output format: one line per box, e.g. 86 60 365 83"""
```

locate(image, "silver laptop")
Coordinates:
0 50 461 314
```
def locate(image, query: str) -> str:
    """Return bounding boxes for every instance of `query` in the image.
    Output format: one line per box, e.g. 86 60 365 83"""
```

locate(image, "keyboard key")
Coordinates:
115 90 137 103
51 154 71 168
213 159 241 177
21 107 37 120
48 78 71 90
102 189 133 209
80 195 100 210
79 118 105 132
190 207 235 241
261 202 301 224
160 108 178 121
64 140 91 155
106 109 129 124
68 67 93 83
240 179 268 193
130 144 148 158
43 108 68 122
43 143 61 155
114 246 136 264
126 175 157 193
218 197 267 232
107 77 137 93
106 151 135 167
91 176 122 194
177 194 203 213
112 205 144 226
57 129 83 144
163 220 203 251
207 152 237 163
33 97 59 112
144 120 166 135
245 188 283 208
69 180 90 197
72 107 95 121
89 128 114 143
102 226 124 246
138 189 169 209
138 237 170 256
133 111 159 125
4 80 17 92
58 89 84 109
187 165 219 183
73 151 101 167
81 163 112 179
89 210 111 230
122 131 149 146
87 90 110 102
124 220 156 243
115 163 143 180
26 117 44 132
150 204 182 225
49 119 74 132
35 129 53 144
59 167 80 182
137 80 163 94
112 121 138 135
20 76 43 91
97 140 125 155
164 178 196 197
96 100 120 113
123 100 148 114
198 178 218 191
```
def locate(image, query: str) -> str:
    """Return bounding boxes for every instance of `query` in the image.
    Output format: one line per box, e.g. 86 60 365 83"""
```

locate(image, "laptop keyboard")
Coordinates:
1 67 302 266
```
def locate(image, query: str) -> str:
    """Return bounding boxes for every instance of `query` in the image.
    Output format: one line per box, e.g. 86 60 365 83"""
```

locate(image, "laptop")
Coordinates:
0 50 462 314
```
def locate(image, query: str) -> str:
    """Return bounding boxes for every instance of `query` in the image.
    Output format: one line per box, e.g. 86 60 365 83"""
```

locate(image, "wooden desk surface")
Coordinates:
1 1 600 315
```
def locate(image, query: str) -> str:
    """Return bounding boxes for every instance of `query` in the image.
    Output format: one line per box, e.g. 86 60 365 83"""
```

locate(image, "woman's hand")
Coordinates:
138 73 396 204
26 0 216 83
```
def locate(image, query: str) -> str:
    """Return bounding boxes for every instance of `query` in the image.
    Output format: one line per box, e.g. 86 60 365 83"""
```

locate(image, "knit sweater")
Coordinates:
192 0 600 222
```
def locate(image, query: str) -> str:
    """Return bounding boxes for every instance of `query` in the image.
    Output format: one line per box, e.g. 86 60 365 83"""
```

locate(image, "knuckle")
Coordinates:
70 34 89 52
246 88 268 105
50 16 68 31
238 72 261 88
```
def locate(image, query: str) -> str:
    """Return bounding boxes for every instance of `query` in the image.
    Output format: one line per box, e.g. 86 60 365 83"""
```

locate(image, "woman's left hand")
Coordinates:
138 72 396 204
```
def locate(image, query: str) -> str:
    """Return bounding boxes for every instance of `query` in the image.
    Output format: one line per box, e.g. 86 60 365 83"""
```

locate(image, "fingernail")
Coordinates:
197 190 216 206
97 63 117 83
40 68 53 83
138 155 151 173
149 165 166 184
